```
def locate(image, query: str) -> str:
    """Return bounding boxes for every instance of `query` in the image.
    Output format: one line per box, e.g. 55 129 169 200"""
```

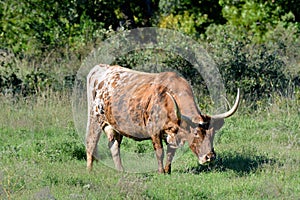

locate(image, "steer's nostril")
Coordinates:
205 152 216 162
205 155 209 160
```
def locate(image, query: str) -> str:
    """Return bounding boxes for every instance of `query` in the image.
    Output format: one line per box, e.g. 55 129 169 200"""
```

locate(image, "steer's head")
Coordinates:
188 115 225 165
167 89 240 165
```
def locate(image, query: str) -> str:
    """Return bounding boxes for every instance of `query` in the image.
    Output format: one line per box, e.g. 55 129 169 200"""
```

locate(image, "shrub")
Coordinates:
205 23 299 105
0 0 109 57
0 55 76 96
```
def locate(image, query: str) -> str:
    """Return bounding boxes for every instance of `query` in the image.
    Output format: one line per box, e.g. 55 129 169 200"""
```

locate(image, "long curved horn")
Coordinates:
212 88 240 119
166 92 181 121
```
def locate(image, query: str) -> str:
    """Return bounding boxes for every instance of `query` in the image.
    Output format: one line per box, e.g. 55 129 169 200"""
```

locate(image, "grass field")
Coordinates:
0 92 299 199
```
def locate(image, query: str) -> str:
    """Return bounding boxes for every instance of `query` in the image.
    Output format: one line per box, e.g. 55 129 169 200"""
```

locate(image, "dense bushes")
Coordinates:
0 0 299 106
206 23 300 104
1 0 299 55
0 0 113 55
0 51 77 96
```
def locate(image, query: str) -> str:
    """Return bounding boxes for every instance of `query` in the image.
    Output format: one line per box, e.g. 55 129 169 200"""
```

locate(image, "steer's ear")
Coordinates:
210 118 224 130
196 115 224 130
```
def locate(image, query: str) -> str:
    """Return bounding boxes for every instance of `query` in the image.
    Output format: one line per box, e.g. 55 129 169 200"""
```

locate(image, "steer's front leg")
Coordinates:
164 145 176 174
151 135 164 173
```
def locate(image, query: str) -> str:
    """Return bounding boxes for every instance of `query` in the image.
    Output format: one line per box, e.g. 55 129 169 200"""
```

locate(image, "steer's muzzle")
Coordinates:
199 149 216 165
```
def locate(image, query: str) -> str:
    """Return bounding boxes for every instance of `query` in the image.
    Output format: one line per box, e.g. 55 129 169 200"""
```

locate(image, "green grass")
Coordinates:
0 93 299 200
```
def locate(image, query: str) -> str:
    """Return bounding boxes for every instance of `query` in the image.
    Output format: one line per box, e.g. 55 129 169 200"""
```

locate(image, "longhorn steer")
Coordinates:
86 64 240 173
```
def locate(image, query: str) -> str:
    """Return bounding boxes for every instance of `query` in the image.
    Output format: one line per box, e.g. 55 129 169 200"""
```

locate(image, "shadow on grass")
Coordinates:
180 152 277 176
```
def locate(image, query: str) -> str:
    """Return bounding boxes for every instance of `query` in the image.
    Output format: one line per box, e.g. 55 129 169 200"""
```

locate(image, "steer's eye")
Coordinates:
193 128 203 137
191 127 203 138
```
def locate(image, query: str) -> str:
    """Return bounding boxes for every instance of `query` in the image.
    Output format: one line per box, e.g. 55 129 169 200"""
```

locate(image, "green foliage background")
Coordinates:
1 0 299 104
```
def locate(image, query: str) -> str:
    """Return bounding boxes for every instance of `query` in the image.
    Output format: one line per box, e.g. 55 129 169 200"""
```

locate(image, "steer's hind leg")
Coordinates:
104 125 124 171
86 116 102 171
